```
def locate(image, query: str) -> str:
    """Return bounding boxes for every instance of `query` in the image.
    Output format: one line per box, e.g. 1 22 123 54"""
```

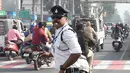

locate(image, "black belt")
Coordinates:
66 68 88 73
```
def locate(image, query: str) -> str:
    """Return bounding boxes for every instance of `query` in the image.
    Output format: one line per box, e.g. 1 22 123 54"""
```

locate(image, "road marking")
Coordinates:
93 60 112 69
123 61 130 70
12 63 29 68
120 40 130 60
1 61 24 68
1 60 130 70
0 60 21 67
108 61 124 69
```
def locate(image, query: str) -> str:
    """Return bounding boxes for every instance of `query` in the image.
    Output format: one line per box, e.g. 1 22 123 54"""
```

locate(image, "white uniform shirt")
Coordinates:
51 22 89 72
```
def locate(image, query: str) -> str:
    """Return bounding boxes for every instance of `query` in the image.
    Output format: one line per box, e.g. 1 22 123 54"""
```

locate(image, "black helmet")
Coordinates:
38 22 44 28
12 25 18 30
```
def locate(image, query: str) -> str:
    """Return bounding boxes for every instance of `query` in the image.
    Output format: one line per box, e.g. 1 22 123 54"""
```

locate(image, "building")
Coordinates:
22 0 53 15
0 0 2 10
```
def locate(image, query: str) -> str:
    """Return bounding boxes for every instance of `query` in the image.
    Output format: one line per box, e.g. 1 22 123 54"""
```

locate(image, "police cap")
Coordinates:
51 5 68 19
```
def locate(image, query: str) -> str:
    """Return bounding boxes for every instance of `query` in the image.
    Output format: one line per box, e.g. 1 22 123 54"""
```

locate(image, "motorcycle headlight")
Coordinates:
114 42 119 45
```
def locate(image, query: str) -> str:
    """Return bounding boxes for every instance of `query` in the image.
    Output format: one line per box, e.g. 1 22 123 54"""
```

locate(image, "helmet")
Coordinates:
12 25 18 30
38 22 44 28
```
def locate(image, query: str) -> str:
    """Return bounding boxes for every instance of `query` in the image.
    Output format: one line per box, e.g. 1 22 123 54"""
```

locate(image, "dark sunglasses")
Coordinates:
51 15 63 19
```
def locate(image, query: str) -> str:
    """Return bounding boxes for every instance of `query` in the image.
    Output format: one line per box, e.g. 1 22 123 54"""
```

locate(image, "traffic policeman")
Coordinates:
42 5 89 73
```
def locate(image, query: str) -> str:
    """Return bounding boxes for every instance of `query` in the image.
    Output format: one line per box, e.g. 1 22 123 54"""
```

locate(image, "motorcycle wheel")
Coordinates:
96 44 100 52
34 57 42 70
7 55 13 61
44 57 53 67
115 47 120 52
26 58 32 64
101 44 104 49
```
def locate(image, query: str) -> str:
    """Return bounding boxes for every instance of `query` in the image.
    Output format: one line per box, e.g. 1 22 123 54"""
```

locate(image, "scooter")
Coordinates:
4 41 19 60
112 37 123 52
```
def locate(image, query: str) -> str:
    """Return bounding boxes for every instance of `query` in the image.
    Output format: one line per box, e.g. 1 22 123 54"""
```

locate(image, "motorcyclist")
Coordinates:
7 25 23 48
42 22 53 44
123 24 129 38
124 24 129 32
32 22 49 51
111 23 123 39
24 21 36 37
111 23 123 47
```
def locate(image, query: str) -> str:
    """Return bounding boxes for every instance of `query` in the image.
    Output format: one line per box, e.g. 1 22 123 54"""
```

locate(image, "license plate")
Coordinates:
24 54 29 57
5 51 9 53
33 51 39 55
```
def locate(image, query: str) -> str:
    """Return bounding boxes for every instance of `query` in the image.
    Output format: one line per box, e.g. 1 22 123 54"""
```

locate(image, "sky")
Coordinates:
115 3 130 21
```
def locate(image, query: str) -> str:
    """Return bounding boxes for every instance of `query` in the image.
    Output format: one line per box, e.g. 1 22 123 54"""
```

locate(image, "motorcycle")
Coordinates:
124 31 129 39
4 41 19 60
23 44 52 70
22 41 33 64
32 45 53 70
112 37 122 52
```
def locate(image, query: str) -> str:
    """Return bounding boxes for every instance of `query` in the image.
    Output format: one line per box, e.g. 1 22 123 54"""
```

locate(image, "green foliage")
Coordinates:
111 9 122 23
124 10 130 24
102 3 116 22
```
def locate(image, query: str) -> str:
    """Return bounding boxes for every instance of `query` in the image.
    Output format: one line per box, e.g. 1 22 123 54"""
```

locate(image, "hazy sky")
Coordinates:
115 3 130 20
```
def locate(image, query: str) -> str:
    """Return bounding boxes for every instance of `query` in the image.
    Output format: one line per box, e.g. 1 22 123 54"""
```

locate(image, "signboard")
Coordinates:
88 0 130 3
0 10 6 16
7 11 16 18
19 10 30 19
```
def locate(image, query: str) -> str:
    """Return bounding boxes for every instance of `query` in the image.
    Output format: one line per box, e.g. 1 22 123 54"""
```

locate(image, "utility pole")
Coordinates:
72 0 75 19
53 0 57 6
58 0 61 6
41 0 43 22
20 0 23 10
16 0 21 18
32 0 36 15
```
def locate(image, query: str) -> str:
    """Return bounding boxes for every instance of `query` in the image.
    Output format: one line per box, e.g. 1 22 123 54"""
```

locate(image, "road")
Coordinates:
0 35 130 73
93 35 130 73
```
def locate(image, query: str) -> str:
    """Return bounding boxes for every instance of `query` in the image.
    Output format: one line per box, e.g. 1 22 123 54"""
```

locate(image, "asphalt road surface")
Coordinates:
0 35 130 73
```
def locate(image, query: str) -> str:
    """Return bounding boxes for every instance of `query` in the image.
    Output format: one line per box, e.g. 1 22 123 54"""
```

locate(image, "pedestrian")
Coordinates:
42 5 89 73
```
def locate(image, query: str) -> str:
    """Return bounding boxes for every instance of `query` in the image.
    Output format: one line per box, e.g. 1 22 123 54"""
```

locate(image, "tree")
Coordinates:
124 10 130 24
102 3 116 22
111 9 122 23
